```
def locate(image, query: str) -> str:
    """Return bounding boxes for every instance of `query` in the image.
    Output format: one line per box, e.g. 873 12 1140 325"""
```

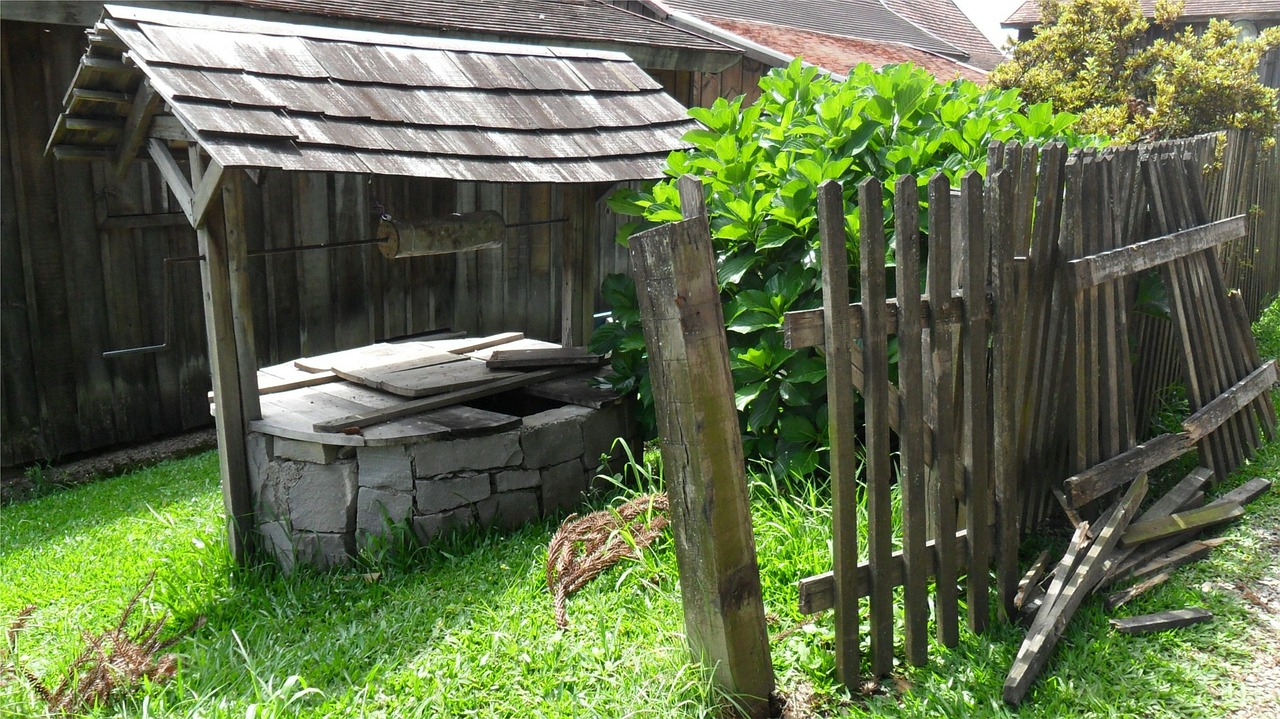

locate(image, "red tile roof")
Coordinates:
883 0 1006 71
705 17 988 83
1005 0 1280 28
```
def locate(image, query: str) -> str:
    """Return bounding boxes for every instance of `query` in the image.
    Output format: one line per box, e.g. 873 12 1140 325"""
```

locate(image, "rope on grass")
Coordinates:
546 493 670 629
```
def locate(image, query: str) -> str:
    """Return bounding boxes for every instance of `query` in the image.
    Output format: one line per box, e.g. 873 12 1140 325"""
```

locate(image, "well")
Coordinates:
240 335 637 570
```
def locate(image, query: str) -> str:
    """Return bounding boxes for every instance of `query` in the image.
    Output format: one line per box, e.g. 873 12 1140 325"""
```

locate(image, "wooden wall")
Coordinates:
0 19 618 466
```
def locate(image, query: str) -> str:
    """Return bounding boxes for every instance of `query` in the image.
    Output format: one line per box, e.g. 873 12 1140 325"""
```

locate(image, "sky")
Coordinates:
953 0 1025 50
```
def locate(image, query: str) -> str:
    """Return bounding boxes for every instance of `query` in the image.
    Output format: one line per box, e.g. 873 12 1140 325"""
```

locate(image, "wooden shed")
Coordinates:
42 3 713 561
1 0 743 467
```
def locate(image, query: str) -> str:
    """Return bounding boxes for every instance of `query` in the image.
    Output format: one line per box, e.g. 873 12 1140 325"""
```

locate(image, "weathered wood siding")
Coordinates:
1 20 612 466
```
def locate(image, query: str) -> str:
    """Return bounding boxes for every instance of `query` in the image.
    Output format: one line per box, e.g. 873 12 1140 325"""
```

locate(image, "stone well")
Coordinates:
247 397 637 571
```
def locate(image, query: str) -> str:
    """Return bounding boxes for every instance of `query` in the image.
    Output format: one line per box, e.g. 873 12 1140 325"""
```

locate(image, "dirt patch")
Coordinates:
1 430 217 503
1227 520 1280 719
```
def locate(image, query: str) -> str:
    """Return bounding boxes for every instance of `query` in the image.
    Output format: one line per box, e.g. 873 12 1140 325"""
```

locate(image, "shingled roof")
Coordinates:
883 0 1005 71
665 0 972 62
48 4 700 183
1005 0 1280 28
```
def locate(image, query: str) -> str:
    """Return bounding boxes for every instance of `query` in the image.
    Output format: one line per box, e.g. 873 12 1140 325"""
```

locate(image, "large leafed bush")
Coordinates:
593 60 1096 476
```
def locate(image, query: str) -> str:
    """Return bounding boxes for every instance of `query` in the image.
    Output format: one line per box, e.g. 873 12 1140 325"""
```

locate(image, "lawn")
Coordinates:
2 301 1278 718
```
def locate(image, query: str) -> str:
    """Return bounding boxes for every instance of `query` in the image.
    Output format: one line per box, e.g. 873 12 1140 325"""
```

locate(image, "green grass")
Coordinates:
2 299 1278 717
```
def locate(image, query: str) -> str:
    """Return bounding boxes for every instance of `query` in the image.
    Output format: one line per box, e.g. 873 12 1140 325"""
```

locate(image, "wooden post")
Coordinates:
629 176 774 717
189 147 259 565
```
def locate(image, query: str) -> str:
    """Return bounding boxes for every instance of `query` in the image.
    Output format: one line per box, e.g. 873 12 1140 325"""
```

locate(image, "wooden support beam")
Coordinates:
114 80 161 179
1110 608 1212 634
1014 550 1052 610
1181 360 1278 442
782 296 972 348
1063 432 1193 508
797 528 976 615
1067 216 1245 290
628 176 773 717
147 138 194 224
1104 571 1172 611
192 157 226 229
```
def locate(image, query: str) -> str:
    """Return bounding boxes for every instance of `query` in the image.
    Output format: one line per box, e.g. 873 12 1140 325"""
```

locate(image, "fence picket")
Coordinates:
859 178 895 676
960 170 992 632
926 172 961 648
817 180 860 685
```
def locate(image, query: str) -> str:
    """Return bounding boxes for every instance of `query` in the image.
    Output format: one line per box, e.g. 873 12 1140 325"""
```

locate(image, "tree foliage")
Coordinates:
991 0 1280 142
593 61 1094 476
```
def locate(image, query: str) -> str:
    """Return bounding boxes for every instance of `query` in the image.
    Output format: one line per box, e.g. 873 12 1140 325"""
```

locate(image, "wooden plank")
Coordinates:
522 372 621 409
1121 502 1245 546
1014 550 1052 611
1104 570 1172 612
816 179 860 685
294 172 334 357
1063 432 1193 508
1068 216 1246 289
313 367 578 433
485 347 603 369
797 529 975 615
959 171 991 633
629 176 773 717
256 363 339 394
860 178 894 675
422 331 525 354
1110 608 1212 634
368 358 521 398
1226 291 1278 441
1003 475 1148 705
1115 537 1229 587
420 405 522 437
894 175 929 665
296 341 447 373
927 172 960 648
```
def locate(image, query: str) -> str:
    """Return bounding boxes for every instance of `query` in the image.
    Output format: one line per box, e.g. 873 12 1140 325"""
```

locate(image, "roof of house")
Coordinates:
1005 0 1280 29
47 4 699 183
664 0 972 62
703 16 987 83
882 0 1005 70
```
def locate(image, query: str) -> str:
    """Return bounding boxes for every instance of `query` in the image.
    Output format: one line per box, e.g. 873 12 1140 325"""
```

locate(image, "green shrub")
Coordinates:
592 60 1096 476
990 0 1280 142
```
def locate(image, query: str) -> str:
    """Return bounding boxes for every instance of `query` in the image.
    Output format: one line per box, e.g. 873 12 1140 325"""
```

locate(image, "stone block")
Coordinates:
274 436 343 464
247 433 272 515
288 460 358 534
493 468 540 492
413 433 522 476
415 471 492 514
476 490 540 530
295 532 354 569
540 458 586 516
521 405 591 468
258 458 304 521
356 487 413 535
358 445 413 492
258 520 295 574
412 507 475 543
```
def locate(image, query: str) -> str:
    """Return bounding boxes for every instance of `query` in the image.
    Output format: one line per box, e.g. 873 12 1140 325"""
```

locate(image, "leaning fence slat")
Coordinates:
987 166 1020 620
628 176 774 717
960 170 991 632
817 179 860 686
860 178 895 676
926 172 960 648
895 175 930 665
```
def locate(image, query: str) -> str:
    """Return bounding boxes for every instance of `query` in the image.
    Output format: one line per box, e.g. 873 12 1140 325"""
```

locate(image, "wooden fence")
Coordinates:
630 134 1279 709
